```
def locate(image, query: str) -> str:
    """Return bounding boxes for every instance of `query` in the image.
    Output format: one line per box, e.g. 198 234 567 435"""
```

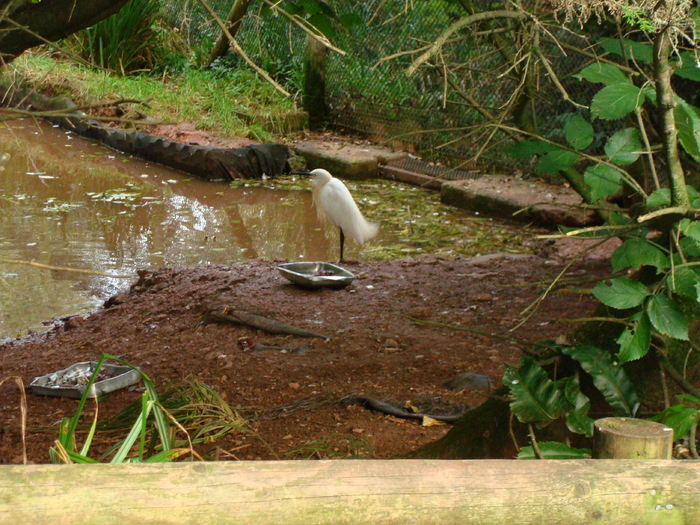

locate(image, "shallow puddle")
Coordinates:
0 119 536 338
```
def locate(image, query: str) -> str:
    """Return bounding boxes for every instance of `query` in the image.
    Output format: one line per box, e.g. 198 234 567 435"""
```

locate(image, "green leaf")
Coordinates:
651 404 699 440
667 266 700 300
604 128 642 165
674 98 700 162
536 149 580 175
611 238 669 274
598 38 654 63
307 13 336 39
298 0 321 15
676 394 700 405
646 295 689 340
316 0 336 17
339 13 362 27
591 83 645 120
645 188 671 208
674 52 700 82
616 312 651 364
518 442 591 459
563 345 640 417
502 356 568 427
688 186 700 207
584 164 622 201
505 139 558 158
563 375 594 437
643 85 657 105
575 62 629 85
680 219 700 243
680 236 700 257
592 277 649 309
564 114 594 150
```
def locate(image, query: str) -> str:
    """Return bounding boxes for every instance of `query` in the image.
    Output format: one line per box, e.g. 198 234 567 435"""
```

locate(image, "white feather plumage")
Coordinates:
308 169 378 259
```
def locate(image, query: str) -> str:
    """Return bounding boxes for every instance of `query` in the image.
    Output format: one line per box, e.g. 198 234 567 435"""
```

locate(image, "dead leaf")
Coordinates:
422 416 445 427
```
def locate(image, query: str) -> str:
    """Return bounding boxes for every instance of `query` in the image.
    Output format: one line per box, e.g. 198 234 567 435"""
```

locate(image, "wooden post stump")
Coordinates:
303 35 328 130
593 417 674 459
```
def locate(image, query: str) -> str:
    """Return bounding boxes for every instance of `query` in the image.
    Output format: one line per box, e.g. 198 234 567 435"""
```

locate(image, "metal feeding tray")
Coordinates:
277 262 355 289
29 361 141 399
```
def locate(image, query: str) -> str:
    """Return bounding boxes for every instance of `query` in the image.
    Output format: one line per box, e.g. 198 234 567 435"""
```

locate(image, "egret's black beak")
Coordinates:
289 171 312 176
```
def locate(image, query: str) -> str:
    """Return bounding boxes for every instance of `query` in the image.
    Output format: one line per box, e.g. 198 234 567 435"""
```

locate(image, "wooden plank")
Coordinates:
0 459 698 524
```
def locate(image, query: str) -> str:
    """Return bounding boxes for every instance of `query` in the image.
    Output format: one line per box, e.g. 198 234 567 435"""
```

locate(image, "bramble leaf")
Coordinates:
592 277 649 309
605 128 642 165
646 295 689 340
646 188 671 208
505 139 558 158
565 114 594 150
680 219 700 243
592 84 644 120
667 266 700 301
675 98 700 162
598 38 653 63
584 164 622 201
537 149 580 175
611 238 669 274
575 63 629 85
616 312 651 364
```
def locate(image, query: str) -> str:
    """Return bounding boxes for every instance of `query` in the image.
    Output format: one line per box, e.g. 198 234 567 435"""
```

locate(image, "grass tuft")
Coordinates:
10 52 299 139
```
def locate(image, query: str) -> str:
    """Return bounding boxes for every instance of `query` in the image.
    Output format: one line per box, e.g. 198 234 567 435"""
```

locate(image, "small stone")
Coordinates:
288 382 301 390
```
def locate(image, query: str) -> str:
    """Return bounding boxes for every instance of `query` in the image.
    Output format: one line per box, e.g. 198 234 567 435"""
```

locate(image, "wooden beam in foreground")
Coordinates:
1 459 698 524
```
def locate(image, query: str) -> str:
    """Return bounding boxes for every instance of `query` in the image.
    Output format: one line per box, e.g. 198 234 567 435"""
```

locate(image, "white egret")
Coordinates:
292 168 378 262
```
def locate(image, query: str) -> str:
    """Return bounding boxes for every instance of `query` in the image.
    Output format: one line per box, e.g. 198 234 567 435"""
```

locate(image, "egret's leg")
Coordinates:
339 228 345 263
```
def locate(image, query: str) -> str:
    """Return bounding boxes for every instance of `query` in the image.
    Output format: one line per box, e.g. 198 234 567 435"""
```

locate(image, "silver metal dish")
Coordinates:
29 361 141 399
277 262 355 289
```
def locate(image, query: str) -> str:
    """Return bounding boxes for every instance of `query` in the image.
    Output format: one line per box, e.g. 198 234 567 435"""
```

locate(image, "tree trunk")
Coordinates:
0 0 129 63
411 387 517 459
303 35 328 131
206 0 252 66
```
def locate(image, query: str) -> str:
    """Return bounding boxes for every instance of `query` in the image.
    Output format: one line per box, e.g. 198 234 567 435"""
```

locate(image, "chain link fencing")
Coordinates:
162 0 607 178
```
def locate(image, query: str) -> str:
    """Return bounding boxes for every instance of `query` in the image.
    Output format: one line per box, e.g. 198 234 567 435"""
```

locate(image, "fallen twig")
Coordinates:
0 258 132 278
204 304 331 341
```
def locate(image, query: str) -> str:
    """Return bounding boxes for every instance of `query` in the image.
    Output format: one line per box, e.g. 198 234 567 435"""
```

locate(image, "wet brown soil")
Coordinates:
0 250 611 464
0 119 616 464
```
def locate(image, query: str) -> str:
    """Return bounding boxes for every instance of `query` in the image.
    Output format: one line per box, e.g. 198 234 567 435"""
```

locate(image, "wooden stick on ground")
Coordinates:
204 304 331 341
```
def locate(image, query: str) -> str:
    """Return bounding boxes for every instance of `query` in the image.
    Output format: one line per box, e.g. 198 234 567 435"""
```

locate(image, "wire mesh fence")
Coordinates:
161 0 607 178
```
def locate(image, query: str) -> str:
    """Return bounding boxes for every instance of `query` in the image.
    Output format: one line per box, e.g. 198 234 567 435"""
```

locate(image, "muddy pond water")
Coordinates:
0 119 538 339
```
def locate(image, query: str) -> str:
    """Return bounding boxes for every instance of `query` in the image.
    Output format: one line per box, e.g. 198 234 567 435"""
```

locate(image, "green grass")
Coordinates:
11 53 300 140
50 354 248 463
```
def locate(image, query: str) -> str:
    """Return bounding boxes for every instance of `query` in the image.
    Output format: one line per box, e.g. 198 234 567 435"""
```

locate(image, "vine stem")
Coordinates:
527 424 543 459
690 420 699 460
